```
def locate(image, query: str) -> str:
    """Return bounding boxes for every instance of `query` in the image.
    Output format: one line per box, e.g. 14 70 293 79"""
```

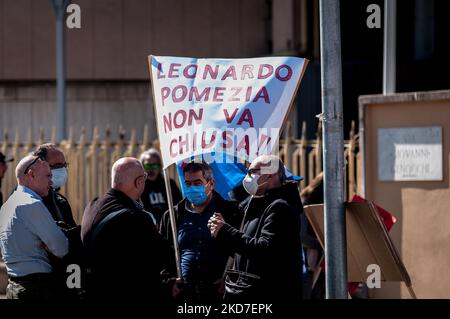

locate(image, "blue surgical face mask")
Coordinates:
185 184 210 206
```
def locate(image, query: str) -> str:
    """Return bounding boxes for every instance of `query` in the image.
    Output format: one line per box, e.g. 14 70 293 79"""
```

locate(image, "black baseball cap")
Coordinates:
0 152 14 163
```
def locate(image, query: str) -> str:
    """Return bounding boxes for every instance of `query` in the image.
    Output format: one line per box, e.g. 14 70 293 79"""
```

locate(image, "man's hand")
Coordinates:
208 213 225 237
213 277 225 295
172 278 183 298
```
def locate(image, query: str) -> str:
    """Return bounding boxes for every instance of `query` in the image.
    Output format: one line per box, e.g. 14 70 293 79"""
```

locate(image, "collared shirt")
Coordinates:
0 185 68 277
178 196 227 283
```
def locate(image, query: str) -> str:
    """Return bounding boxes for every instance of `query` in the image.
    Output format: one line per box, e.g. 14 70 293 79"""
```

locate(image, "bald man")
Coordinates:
208 155 303 310
81 157 174 302
0 155 68 300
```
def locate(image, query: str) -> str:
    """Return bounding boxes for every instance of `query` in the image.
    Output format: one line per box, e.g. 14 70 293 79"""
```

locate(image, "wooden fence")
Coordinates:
0 121 360 224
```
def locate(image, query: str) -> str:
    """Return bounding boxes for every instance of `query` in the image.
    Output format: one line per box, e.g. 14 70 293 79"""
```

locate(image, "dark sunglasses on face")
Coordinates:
144 163 161 170
23 156 43 175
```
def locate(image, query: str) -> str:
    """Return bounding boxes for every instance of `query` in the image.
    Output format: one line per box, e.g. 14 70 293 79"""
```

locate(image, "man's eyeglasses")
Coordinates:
143 163 161 170
50 162 69 170
23 156 43 175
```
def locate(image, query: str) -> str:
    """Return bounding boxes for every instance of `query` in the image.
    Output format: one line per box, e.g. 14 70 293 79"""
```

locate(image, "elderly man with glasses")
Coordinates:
33 143 76 229
0 155 69 300
33 143 83 300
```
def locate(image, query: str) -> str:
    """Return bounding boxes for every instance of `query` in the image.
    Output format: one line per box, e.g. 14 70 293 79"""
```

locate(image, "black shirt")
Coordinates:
140 175 182 224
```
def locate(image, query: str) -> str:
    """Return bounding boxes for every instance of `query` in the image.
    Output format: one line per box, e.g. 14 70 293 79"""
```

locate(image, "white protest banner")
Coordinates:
148 55 308 168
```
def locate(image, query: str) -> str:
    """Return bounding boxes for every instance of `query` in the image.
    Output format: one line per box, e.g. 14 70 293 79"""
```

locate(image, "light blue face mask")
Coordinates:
185 184 210 206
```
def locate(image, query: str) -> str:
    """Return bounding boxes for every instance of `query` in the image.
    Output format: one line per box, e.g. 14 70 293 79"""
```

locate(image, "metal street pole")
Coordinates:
383 0 397 94
51 0 70 140
319 0 348 299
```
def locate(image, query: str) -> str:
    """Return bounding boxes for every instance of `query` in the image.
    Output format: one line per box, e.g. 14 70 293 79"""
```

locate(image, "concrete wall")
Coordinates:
0 82 157 141
0 0 269 80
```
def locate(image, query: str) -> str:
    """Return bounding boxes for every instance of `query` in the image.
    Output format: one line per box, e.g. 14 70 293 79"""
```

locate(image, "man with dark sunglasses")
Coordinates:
139 148 182 225
0 155 68 300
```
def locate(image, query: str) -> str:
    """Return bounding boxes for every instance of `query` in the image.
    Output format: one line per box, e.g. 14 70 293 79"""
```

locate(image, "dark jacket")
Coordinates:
81 189 174 302
42 189 77 227
159 191 242 274
42 189 83 299
217 182 304 303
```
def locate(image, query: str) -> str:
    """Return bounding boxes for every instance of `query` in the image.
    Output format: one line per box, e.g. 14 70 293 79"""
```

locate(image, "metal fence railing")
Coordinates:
0 121 360 224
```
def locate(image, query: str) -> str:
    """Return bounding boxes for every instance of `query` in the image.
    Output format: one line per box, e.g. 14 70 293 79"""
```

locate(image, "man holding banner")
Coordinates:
148 54 307 308
160 161 241 302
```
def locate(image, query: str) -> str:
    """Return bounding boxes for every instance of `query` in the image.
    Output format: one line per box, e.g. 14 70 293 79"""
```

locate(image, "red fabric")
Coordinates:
350 195 397 231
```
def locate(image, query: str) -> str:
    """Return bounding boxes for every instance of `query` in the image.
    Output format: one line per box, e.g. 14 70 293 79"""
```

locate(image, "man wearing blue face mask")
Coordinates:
160 161 242 303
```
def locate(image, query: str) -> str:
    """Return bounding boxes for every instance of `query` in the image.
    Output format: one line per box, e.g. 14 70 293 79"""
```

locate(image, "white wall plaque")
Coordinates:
378 127 443 181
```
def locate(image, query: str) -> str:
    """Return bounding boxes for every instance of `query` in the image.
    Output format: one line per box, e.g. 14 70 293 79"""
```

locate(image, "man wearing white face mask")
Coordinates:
208 155 303 311
33 143 82 300
33 144 76 228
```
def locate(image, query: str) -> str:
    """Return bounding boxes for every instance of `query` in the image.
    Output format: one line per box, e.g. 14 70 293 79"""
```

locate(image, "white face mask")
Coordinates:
242 174 261 196
51 167 68 189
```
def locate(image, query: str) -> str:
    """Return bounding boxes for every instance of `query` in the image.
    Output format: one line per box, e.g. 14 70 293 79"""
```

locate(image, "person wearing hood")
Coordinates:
208 155 303 309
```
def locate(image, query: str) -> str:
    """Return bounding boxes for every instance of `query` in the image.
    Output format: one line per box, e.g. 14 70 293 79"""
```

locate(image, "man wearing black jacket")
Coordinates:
208 155 303 309
81 157 175 303
33 144 82 300
160 161 241 303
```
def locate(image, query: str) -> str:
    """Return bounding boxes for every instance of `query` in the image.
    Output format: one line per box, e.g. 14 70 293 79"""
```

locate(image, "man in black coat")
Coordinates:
160 161 241 303
81 157 175 303
208 155 303 309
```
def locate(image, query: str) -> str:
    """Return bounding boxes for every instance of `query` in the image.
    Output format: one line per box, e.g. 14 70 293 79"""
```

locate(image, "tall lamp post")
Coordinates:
319 0 348 299
51 0 70 141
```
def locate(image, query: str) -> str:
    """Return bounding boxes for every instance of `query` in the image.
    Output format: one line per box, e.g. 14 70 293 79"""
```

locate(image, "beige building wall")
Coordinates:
0 0 269 80
0 0 274 140
359 90 450 298
0 82 157 141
